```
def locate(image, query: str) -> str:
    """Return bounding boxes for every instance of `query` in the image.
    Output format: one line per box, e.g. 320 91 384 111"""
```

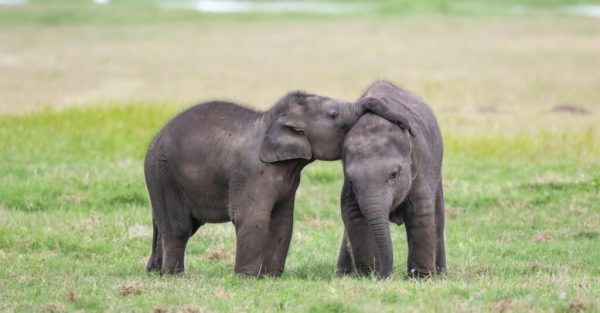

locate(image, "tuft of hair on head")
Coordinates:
282 90 316 107
288 90 314 99
273 90 315 110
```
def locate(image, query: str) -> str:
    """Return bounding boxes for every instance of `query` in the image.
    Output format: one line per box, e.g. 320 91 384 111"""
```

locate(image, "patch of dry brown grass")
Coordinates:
204 244 234 264
532 232 552 243
570 298 586 313
152 305 206 313
119 282 143 297
41 302 65 313
1 17 598 136
66 290 80 303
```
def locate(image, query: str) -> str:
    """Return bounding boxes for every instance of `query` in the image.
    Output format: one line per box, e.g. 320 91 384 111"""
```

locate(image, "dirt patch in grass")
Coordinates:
153 306 206 313
551 104 591 115
59 193 86 204
66 290 80 303
177 306 205 313
42 303 65 313
205 244 234 263
475 266 491 277
494 299 516 312
532 232 552 243
119 283 143 297
570 298 586 313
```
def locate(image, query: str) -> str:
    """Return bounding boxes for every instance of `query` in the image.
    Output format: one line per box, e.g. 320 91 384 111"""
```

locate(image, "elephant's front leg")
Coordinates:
263 198 294 276
336 230 354 276
345 211 379 276
340 180 378 276
404 184 437 277
233 200 274 277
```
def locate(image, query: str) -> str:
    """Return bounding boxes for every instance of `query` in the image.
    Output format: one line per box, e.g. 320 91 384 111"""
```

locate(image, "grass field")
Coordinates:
1 1 600 312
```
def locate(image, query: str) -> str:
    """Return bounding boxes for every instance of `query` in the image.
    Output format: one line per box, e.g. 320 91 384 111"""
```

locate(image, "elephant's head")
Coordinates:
342 113 414 278
260 91 367 162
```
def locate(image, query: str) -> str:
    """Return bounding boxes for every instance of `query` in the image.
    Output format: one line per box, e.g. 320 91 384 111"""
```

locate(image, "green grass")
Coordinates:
1 104 598 312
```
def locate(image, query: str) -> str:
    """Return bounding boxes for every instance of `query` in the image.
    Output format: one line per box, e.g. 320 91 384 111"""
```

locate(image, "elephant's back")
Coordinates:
145 101 262 184
363 81 439 130
164 101 261 135
363 81 441 141
363 81 443 176
151 101 260 151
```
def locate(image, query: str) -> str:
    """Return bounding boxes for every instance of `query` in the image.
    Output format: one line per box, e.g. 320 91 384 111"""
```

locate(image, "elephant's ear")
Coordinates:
362 97 415 136
260 119 312 163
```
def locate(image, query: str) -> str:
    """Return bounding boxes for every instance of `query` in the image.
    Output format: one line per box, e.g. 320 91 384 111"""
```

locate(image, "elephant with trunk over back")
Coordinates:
336 81 446 279
144 91 389 277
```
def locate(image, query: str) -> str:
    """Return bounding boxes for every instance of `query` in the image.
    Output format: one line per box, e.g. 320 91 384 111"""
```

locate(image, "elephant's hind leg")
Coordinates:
150 181 200 275
146 221 163 272
160 217 201 275
161 231 190 275
145 163 166 273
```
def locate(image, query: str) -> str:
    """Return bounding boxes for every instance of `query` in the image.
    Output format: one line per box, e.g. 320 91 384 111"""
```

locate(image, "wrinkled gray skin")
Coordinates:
144 92 384 277
336 81 446 279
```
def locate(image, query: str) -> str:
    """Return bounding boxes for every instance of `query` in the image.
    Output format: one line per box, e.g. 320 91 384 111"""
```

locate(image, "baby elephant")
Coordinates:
144 91 382 277
337 81 446 279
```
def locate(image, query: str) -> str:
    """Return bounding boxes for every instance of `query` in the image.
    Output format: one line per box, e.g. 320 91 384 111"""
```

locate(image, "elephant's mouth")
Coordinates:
290 127 305 135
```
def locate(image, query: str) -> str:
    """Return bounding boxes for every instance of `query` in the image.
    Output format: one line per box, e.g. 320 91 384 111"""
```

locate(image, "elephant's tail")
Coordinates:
435 180 446 273
151 220 158 254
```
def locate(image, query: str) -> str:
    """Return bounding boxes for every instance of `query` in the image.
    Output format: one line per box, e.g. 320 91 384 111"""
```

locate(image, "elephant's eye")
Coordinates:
327 111 339 121
291 127 305 135
389 171 399 180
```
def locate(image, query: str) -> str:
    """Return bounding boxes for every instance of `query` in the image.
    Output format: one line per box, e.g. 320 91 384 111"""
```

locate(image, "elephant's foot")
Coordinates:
435 266 447 275
336 267 354 277
355 263 377 277
160 235 188 275
408 268 434 279
263 271 283 278
160 261 185 275
146 255 162 273
234 263 267 278
263 265 285 277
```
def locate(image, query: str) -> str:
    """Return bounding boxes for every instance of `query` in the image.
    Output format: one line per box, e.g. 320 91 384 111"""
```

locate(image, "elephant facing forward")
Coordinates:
337 81 446 279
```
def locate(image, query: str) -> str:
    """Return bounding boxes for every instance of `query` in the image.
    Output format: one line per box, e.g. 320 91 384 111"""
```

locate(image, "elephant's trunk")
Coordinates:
351 99 368 117
360 199 393 279
343 100 368 127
